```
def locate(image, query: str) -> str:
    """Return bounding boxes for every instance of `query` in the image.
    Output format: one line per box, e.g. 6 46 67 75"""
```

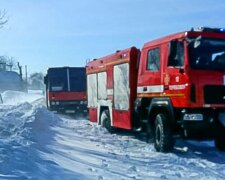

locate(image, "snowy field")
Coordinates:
0 91 225 180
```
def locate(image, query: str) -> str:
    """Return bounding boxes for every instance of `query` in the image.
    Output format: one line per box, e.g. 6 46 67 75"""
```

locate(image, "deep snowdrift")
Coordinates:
0 91 225 179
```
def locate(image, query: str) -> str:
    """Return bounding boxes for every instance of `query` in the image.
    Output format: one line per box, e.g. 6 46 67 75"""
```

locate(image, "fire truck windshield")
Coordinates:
188 38 225 71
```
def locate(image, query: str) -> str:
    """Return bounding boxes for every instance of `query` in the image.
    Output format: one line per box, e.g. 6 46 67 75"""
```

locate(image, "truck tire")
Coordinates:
154 113 174 152
100 110 115 133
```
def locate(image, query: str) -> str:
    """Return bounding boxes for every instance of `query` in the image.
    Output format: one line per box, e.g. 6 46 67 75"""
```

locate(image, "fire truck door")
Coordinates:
137 47 163 96
165 40 185 91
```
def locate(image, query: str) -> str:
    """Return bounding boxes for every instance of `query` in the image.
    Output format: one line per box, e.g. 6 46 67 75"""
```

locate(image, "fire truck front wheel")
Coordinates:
100 110 115 133
154 113 174 152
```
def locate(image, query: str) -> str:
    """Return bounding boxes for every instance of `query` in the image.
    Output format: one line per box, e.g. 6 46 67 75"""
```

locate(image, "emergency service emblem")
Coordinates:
164 74 170 85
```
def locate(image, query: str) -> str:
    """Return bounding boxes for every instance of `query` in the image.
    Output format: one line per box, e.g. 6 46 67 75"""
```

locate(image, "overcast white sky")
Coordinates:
0 0 225 75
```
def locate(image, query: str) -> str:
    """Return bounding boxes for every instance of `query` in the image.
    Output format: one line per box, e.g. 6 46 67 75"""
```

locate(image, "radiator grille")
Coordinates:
204 85 225 104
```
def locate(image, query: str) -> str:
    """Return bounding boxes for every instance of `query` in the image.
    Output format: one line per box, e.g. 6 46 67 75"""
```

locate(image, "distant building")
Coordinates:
0 71 26 92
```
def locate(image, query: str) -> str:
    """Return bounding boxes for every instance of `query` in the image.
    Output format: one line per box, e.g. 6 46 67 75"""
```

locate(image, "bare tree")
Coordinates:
0 10 8 29
0 56 18 71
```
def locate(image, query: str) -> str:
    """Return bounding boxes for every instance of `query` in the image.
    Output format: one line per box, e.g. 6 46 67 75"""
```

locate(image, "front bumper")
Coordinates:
181 108 225 139
49 100 88 114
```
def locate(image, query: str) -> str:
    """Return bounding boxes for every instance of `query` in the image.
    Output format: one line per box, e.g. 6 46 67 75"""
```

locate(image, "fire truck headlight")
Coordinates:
183 114 203 121
51 101 55 105
55 101 59 105
80 101 87 105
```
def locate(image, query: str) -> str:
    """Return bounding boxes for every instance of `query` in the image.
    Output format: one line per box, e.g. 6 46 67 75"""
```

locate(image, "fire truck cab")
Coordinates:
86 27 225 152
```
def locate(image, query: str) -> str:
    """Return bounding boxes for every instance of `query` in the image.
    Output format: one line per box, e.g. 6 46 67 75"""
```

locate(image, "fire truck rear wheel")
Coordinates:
154 113 174 152
101 110 115 133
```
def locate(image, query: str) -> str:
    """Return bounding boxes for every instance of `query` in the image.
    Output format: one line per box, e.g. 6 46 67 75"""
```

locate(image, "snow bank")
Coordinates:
0 100 80 179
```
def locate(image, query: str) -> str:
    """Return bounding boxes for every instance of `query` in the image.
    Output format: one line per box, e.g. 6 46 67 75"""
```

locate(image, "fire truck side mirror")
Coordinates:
44 76 47 84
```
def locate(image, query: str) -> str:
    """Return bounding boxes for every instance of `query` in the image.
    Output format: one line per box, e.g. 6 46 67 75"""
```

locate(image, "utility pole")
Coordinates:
25 65 28 93
17 62 22 78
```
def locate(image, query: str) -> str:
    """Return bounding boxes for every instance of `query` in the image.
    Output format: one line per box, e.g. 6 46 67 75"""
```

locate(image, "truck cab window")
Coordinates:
147 48 160 71
168 41 184 67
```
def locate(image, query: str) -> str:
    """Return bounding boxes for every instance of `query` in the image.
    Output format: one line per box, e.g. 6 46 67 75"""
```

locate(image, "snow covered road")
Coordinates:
0 91 225 180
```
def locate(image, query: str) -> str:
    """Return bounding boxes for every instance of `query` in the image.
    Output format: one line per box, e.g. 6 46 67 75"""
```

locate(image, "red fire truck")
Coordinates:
44 67 87 116
86 27 225 152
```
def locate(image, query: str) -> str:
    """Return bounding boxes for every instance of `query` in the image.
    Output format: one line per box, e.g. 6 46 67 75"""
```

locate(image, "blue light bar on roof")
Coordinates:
220 28 225 32
191 27 225 33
